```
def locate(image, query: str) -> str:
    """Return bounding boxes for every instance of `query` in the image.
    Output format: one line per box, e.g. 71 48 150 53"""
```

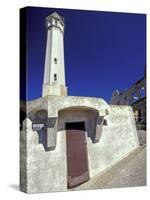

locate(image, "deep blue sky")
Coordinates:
26 7 146 103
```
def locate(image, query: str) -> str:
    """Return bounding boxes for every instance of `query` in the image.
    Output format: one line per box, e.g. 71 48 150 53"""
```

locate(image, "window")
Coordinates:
54 74 57 81
54 58 57 64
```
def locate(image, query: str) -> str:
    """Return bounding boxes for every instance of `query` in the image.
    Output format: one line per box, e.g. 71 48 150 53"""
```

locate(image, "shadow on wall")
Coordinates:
27 110 51 151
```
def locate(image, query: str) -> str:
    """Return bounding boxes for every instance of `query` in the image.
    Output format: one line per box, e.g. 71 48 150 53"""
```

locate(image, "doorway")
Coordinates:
66 121 85 130
66 122 89 188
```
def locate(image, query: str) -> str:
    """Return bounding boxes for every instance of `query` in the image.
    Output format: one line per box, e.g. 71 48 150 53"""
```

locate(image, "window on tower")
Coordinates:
54 58 57 64
54 74 57 81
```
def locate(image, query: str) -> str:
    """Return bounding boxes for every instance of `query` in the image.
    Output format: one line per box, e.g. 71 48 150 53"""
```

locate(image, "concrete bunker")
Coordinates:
20 103 139 193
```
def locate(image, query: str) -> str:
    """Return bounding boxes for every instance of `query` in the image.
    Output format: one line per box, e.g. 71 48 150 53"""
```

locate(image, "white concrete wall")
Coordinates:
21 102 139 193
20 118 67 193
87 105 139 177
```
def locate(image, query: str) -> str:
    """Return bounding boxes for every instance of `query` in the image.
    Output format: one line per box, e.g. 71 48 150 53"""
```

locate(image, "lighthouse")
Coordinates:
20 9 140 193
42 12 67 97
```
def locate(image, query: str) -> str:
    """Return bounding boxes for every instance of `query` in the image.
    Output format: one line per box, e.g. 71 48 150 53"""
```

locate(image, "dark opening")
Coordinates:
103 119 107 126
54 74 57 81
54 58 57 64
138 109 142 122
66 122 85 131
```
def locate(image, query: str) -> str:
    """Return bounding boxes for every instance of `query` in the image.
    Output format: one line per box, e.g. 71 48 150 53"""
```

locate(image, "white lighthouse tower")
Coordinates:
42 12 67 97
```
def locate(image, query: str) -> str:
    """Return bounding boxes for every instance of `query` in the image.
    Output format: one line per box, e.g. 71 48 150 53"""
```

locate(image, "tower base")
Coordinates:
42 84 67 97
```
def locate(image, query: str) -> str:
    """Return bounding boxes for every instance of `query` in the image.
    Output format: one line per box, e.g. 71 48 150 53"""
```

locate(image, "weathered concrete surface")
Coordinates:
20 118 67 193
87 105 139 178
26 95 110 117
20 101 139 193
71 145 146 191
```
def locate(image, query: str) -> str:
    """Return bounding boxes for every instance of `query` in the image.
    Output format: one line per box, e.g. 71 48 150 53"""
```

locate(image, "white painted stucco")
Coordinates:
20 102 139 193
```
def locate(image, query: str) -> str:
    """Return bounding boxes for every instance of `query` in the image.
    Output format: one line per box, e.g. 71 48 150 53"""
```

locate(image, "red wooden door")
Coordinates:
66 123 89 188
